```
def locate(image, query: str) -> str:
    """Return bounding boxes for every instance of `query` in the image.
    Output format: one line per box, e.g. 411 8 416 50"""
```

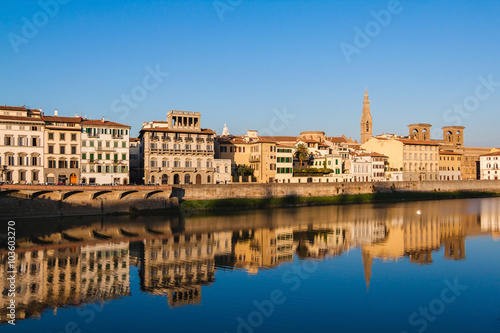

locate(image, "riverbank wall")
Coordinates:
1 181 500 218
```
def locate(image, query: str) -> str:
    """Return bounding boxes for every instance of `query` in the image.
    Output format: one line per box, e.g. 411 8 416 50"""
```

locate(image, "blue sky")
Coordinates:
1 0 499 147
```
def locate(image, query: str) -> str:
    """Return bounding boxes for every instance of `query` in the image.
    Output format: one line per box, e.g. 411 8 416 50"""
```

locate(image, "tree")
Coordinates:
295 143 310 169
232 164 254 180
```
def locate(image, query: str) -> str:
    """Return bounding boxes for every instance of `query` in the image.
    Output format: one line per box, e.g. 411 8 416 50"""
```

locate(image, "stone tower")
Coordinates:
442 126 465 146
408 123 432 141
360 88 373 144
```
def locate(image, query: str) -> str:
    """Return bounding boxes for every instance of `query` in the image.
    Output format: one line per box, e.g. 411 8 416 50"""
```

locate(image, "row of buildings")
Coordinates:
1 90 498 185
0 106 130 185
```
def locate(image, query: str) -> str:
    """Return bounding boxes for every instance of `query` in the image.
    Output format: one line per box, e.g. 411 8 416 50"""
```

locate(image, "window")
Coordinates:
82 153 87 160
71 134 76 141
4 137 12 146
98 153 102 160
48 145 54 154
71 146 77 154
82 140 86 147
106 141 110 148
106 153 110 160
48 133 54 140
122 154 126 160
32 156 38 166
32 137 38 146
60 145 65 154
18 156 24 166
122 142 126 148
48 160 56 168
90 141 94 147
114 142 118 148
60 133 65 141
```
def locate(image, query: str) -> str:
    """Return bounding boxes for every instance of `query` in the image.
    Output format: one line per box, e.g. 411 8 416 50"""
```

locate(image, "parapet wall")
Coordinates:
2 181 500 218
172 180 500 200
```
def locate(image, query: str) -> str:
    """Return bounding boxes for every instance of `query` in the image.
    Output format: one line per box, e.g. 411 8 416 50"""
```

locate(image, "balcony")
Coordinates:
196 138 205 143
96 146 115 152
173 137 182 142
185 137 194 143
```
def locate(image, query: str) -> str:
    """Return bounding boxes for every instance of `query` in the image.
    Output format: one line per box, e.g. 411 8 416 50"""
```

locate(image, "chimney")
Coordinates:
54 109 58 116
101 117 105 123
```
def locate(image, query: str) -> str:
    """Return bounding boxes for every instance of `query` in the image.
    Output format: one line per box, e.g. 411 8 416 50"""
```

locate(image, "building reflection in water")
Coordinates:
1 198 500 324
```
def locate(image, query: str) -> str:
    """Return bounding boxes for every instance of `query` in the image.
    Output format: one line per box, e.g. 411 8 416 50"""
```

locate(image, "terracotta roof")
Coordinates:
141 127 214 134
397 139 440 146
439 150 463 156
276 144 294 148
300 139 320 143
326 136 348 143
480 151 500 157
0 115 44 123
0 106 28 111
43 116 82 123
82 119 130 128
129 137 140 142
258 135 298 142
363 152 389 158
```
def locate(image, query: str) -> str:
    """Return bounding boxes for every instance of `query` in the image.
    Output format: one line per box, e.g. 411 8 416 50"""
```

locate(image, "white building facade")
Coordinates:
480 151 500 180
0 106 44 184
80 118 131 185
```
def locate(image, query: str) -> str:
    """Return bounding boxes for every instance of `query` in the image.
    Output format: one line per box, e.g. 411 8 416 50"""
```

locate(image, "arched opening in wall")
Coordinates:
412 129 418 139
366 121 370 133
151 175 155 184
46 173 55 184
81 177 87 184
123 178 128 185
422 129 428 140
70 173 77 184
185 174 191 184
174 174 180 184
161 174 168 185
307 177 313 183
58 173 67 185
196 174 202 185
207 175 211 184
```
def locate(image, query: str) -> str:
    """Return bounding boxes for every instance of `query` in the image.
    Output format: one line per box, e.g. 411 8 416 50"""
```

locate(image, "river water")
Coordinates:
1 198 500 333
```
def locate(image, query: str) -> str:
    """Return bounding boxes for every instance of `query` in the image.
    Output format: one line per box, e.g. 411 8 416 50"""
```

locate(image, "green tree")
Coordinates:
295 143 310 169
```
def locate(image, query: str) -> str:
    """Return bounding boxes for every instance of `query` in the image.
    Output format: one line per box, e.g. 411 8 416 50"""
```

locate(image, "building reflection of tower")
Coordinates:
231 228 294 274
138 231 232 307
0 241 130 324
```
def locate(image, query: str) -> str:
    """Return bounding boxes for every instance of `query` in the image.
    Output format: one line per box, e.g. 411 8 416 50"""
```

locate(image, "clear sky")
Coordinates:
1 0 499 147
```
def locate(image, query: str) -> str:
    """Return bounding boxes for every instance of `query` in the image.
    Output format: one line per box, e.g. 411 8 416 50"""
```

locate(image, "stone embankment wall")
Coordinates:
172 180 500 200
1 192 176 219
2 181 500 218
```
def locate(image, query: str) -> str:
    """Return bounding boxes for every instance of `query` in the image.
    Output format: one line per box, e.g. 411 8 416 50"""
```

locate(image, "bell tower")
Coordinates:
361 88 373 144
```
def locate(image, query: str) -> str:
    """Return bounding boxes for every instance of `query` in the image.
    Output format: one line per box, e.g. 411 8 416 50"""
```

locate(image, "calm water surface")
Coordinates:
1 198 500 333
